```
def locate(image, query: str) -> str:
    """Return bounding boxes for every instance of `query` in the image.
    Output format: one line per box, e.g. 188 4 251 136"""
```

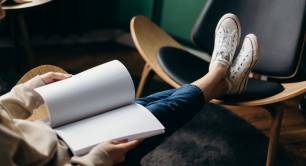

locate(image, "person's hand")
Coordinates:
40 72 72 84
101 140 141 164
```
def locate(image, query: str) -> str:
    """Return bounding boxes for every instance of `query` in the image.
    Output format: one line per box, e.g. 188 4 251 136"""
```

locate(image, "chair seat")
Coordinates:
158 46 284 102
221 79 284 102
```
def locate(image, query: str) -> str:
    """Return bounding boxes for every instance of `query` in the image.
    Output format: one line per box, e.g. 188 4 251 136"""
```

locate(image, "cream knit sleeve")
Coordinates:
0 76 114 166
70 143 113 166
0 75 45 119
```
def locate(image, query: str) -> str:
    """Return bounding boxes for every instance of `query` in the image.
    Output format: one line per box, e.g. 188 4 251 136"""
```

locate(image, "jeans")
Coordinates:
118 84 205 165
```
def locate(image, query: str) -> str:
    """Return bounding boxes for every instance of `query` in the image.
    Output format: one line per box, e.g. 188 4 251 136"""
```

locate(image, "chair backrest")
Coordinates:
192 0 306 78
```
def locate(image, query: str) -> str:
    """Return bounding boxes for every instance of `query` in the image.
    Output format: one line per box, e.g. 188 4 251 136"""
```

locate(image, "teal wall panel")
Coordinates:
116 0 207 43
117 0 154 26
160 0 207 42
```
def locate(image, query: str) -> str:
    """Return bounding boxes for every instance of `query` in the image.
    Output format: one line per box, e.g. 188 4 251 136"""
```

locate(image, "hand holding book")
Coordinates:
35 60 165 156
26 64 143 162
40 72 72 84
101 140 142 164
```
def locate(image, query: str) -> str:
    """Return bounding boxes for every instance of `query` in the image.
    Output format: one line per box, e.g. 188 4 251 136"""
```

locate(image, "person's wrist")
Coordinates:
23 75 46 90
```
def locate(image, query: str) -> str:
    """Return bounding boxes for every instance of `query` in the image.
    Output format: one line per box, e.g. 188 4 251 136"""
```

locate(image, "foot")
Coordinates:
209 13 241 72
226 34 259 95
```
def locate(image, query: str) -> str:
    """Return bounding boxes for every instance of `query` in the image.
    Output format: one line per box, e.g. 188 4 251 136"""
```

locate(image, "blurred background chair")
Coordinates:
130 0 306 165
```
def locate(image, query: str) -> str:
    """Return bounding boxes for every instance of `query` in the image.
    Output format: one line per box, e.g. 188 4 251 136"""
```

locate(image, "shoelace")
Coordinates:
230 48 252 79
217 29 237 56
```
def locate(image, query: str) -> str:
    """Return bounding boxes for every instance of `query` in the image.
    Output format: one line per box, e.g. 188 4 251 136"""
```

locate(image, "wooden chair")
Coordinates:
130 1 306 165
16 65 67 121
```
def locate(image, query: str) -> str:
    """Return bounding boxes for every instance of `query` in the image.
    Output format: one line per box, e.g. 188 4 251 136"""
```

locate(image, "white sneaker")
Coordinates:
209 13 241 71
226 34 259 95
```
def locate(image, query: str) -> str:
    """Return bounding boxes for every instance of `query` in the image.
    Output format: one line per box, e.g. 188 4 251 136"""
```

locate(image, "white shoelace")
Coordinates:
209 29 238 72
228 48 254 94
217 29 237 58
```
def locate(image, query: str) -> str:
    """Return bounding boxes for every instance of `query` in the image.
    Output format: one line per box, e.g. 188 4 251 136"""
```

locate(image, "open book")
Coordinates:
35 60 165 156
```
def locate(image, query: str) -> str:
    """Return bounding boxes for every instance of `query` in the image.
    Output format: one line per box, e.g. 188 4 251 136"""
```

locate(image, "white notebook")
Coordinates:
35 60 165 156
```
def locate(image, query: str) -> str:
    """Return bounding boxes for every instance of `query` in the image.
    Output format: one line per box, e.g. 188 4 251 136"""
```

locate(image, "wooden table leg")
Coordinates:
10 11 34 73
17 12 34 68
265 104 285 166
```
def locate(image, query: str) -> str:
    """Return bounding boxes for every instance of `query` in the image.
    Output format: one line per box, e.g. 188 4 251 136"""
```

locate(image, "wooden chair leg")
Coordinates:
265 105 284 166
136 63 154 98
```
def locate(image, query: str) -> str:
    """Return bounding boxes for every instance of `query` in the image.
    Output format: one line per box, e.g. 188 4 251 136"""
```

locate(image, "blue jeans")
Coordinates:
119 84 205 165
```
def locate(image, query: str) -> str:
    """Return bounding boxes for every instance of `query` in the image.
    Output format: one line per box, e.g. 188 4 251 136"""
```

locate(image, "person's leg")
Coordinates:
119 14 260 165
136 89 176 106
141 33 259 136
119 65 229 166
118 14 239 166
119 86 205 165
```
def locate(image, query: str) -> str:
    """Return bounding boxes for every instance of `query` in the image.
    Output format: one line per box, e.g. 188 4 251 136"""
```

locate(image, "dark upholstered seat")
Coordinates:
157 46 209 84
221 79 284 102
158 46 284 102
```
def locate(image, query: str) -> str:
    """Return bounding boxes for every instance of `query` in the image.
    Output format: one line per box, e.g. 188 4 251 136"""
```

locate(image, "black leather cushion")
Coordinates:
157 46 209 84
158 46 284 102
192 0 306 77
221 79 284 102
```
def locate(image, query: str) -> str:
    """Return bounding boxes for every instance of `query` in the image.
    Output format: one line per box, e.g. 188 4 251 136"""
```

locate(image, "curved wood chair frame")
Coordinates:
130 15 306 166
17 65 67 121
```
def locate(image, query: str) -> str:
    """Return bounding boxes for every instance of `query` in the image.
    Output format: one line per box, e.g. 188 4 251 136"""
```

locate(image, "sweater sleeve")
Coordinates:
0 76 114 166
0 76 45 119
70 143 113 166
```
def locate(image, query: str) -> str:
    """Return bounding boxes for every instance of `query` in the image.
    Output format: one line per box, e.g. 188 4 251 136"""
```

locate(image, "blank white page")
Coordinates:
35 60 135 127
55 103 165 156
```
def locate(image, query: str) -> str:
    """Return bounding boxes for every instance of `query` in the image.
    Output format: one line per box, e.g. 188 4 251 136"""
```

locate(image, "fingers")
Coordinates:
109 139 141 151
99 140 141 164
41 72 72 84
49 72 71 78
49 72 72 80
117 140 141 151
111 139 128 144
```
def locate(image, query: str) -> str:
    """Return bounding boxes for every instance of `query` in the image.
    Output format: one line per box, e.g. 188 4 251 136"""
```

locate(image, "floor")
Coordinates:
1 41 306 165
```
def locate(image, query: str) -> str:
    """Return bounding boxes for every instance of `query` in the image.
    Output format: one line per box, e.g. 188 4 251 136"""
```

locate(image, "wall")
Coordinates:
0 0 207 43
117 0 154 27
117 0 207 44
160 0 207 42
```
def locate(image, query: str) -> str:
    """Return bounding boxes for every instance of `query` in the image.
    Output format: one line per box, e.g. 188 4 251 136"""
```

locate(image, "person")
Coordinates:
0 13 259 165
